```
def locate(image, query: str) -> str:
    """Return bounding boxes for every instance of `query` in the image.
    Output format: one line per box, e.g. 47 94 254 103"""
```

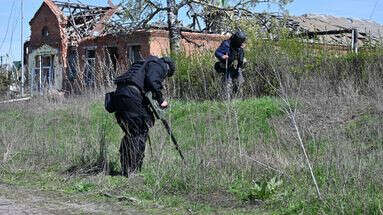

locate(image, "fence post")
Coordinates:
352 28 359 53
39 55 42 95
30 60 34 96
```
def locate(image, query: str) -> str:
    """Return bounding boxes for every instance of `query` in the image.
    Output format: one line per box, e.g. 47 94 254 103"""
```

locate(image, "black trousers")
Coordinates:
114 87 154 176
118 130 147 175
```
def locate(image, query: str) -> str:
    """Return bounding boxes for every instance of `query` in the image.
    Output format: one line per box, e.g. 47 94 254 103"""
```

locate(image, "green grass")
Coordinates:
0 97 284 214
1 96 382 214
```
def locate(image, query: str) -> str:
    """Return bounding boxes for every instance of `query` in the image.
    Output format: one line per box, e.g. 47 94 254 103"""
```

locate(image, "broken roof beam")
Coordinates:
72 12 101 20
67 4 83 38
71 9 110 18
298 29 353 38
53 1 111 11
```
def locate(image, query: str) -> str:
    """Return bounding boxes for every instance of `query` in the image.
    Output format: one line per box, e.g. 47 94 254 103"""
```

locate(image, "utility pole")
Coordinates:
352 28 359 53
20 0 25 97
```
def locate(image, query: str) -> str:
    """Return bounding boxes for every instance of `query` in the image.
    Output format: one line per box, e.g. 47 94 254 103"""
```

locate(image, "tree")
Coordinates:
167 0 182 53
114 0 293 54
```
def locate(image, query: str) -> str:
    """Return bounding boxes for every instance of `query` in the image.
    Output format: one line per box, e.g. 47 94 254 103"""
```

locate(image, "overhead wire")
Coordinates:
0 0 16 53
7 3 21 63
369 0 381 20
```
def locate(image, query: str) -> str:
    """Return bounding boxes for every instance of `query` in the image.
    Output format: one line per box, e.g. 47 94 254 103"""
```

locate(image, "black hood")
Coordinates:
230 31 247 48
161 57 176 77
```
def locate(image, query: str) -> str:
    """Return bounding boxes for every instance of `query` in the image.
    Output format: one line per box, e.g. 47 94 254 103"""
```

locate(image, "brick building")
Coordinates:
25 0 227 94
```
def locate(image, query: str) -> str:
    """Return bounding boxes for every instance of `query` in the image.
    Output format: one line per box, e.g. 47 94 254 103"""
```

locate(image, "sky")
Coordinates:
0 0 382 62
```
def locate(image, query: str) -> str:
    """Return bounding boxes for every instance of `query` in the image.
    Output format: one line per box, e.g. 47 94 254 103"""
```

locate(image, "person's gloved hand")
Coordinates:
243 58 248 68
160 100 169 109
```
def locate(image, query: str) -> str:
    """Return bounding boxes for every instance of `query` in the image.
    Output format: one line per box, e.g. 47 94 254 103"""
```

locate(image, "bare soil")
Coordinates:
0 183 140 215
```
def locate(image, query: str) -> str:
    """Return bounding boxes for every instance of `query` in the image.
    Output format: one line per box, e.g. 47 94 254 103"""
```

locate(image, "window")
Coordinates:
33 55 54 92
68 49 78 81
105 47 118 71
128 45 142 63
85 48 96 87
105 47 119 85
86 49 96 59
42 26 49 37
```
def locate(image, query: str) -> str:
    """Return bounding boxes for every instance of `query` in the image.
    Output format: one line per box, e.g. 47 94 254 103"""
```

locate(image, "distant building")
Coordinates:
291 14 383 45
255 13 382 51
25 0 226 94
12 61 21 71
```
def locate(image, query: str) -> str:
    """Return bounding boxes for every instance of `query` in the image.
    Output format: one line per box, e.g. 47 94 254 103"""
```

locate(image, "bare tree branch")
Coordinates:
180 32 204 48
112 0 293 52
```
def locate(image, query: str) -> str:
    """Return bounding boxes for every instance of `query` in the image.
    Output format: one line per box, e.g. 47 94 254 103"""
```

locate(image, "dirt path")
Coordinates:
0 183 140 215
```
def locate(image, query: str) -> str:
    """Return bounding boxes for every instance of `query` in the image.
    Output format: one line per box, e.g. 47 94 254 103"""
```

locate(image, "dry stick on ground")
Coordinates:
256 67 322 200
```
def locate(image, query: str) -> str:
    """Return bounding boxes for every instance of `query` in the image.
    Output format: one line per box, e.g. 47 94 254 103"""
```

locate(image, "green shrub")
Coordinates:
67 181 96 193
0 71 11 95
165 24 383 100
229 176 283 202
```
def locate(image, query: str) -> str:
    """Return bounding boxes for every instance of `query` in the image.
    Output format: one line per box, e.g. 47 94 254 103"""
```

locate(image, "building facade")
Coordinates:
25 0 227 94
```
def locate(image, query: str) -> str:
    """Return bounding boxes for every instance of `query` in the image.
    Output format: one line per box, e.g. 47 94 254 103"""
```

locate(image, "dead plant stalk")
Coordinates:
278 76 322 200
256 67 322 200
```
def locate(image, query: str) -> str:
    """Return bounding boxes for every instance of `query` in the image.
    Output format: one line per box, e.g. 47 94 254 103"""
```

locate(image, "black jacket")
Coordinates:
114 56 168 104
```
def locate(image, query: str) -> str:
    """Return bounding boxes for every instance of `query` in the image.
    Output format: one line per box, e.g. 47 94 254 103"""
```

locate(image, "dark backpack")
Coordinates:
113 60 146 86
104 91 115 113
214 61 227 73
113 56 166 86
104 57 163 113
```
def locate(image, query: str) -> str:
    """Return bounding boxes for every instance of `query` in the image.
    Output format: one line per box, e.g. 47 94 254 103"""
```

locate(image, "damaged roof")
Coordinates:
51 0 118 42
30 0 118 45
254 13 383 45
291 14 383 45
34 1 383 47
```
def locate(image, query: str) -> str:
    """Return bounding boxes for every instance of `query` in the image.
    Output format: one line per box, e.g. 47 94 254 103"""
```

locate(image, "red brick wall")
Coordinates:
61 29 227 91
76 31 151 71
29 3 62 50
72 30 226 77
63 32 152 90
148 30 228 56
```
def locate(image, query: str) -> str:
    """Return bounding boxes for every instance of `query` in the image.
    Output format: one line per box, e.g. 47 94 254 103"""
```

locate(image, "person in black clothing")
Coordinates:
112 55 175 176
215 31 247 99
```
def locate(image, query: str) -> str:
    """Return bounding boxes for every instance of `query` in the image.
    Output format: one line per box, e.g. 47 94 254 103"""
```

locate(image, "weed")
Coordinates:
68 181 96 193
1 27 383 213
229 175 283 202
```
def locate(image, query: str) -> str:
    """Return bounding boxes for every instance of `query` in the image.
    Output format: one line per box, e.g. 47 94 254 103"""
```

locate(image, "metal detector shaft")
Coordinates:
146 94 185 162
159 118 185 161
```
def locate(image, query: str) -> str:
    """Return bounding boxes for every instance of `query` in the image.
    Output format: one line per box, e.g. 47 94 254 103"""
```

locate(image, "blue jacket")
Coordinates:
215 40 230 61
215 40 244 69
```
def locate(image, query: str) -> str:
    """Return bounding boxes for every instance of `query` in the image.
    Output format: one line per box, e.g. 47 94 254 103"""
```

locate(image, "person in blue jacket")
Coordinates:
215 31 247 99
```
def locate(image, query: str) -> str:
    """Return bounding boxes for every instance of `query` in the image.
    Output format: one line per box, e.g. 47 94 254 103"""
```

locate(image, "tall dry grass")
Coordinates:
1 30 382 213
